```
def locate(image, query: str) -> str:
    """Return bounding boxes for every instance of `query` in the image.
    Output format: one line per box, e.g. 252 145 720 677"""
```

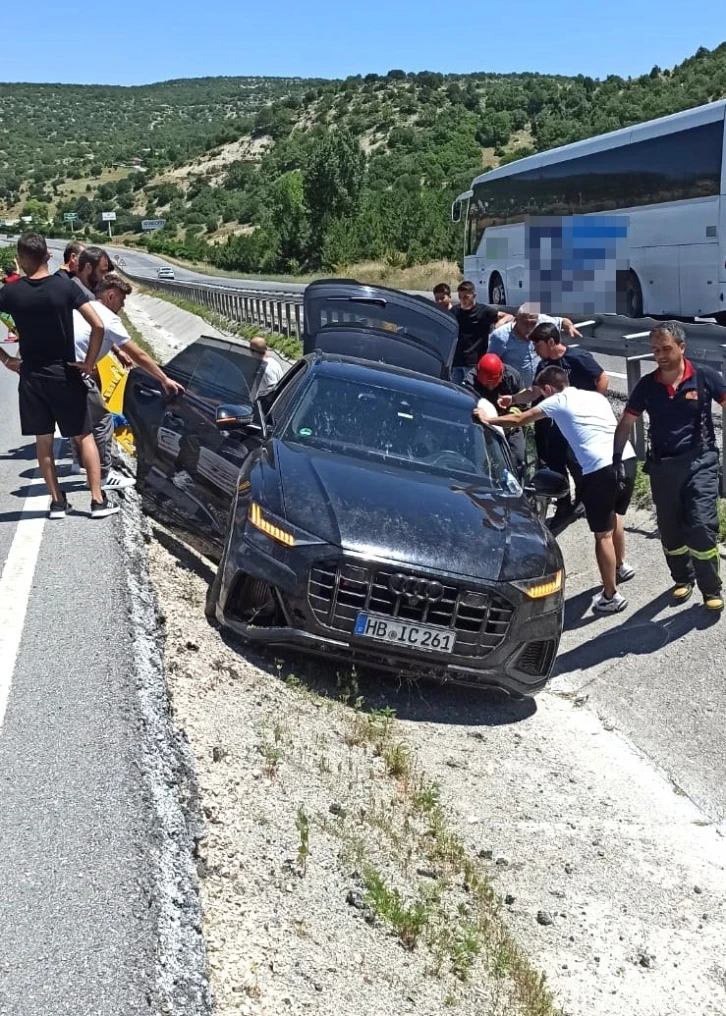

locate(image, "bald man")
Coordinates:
250 335 284 396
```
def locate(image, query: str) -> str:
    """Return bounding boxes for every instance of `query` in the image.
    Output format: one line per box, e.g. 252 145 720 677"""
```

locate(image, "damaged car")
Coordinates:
125 280 567 696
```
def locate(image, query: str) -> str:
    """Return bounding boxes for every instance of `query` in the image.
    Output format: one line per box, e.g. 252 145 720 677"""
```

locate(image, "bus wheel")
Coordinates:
489 273 507 306
625 271 643 318
713 312 726 327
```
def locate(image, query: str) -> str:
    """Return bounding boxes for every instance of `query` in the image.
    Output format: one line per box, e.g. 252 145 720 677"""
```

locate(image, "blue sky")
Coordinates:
2 0 722 85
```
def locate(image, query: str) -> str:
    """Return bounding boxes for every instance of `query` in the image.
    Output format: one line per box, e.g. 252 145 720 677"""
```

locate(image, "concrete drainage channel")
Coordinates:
119 490 212 1016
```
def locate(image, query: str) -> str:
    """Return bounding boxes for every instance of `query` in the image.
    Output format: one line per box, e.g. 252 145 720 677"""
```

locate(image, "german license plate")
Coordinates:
354 613 456 654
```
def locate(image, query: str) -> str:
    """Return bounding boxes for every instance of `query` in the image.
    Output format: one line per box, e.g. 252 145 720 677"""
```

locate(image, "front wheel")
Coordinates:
489 273 507 307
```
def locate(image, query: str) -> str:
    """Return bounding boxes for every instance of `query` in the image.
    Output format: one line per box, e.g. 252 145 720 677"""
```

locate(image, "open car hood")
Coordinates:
303 280 458 379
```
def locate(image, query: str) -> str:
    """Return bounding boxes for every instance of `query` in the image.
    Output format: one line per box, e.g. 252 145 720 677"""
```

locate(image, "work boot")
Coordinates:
671 582 694 604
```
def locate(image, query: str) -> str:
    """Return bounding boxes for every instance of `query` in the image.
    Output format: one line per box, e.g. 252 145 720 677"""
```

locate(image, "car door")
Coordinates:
125 336 266 556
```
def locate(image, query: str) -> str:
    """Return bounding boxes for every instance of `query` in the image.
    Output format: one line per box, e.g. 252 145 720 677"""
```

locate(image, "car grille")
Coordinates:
515 640 557 678
308 561 514 658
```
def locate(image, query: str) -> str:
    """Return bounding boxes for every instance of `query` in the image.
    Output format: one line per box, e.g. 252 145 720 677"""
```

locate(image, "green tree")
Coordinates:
303 129 365 263
268 170 309 269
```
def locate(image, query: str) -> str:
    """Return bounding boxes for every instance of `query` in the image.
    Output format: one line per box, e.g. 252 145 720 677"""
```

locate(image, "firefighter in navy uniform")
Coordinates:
614 322 726 612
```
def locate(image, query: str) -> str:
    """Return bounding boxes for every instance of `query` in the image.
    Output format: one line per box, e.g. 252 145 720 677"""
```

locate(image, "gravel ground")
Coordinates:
147 526 558 1016
146 518 726 1016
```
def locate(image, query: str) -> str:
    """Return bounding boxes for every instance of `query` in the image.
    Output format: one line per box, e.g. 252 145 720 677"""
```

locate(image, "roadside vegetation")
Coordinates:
3 43 726 280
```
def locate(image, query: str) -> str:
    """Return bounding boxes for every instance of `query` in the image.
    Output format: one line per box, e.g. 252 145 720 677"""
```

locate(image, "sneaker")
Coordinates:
671 583 694 604
703 594 724 612
592 590 628 614
69 461 83 476
91 495 121 519
616 562 636 583
101 470 136 491
49 494 69 519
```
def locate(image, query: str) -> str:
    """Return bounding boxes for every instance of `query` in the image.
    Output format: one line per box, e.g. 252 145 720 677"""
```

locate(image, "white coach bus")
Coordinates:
452 99 726 323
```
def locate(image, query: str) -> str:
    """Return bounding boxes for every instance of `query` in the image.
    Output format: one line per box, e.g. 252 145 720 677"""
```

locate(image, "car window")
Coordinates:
264 360 308 423
281 375 515 490
188 348 264 405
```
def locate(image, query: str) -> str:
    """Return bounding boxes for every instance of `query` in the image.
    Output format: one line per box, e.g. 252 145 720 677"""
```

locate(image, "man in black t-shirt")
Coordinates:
531 322 609 394
451 281 512 385
0 233 119 519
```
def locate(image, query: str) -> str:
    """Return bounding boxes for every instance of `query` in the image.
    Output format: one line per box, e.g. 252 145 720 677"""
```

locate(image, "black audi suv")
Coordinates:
125 280 567 696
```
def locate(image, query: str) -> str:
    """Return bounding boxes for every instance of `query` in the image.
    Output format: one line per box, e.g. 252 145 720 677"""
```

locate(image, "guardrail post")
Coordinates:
276 301 283 335
294 304 302 339
285 303 292 338
624 353 650 459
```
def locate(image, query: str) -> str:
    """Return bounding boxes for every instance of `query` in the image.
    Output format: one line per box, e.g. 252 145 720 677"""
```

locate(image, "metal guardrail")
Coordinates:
127 272 726 494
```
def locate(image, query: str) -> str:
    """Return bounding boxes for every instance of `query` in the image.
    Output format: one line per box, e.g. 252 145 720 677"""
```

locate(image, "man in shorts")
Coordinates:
0 233 119 519
477 365 637 614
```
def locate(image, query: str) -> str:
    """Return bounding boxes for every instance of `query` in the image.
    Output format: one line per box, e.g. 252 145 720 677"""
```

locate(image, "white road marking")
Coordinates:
0 466 52 732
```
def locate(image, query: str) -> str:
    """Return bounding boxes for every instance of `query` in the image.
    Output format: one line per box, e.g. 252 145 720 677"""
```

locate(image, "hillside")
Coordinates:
2 43 726 276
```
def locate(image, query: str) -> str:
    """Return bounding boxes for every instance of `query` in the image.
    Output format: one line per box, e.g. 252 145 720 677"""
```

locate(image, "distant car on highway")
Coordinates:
124 280 566 697
157 266 175 280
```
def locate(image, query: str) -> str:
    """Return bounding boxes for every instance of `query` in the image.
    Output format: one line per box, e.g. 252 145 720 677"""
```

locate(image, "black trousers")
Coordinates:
534 417 583 504
648 447 721 596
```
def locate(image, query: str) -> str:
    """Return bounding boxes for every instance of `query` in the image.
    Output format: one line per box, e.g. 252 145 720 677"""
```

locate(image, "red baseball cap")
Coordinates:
476 353 504 385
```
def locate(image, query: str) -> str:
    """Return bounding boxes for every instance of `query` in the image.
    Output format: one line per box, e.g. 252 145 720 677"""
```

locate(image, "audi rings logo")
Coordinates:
389 573 445 606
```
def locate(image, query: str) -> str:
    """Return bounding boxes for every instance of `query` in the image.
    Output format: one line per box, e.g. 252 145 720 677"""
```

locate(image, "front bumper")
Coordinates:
216 535 564 698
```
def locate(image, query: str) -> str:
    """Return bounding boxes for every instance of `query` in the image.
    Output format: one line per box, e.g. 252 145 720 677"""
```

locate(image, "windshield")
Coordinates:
282 376 517 490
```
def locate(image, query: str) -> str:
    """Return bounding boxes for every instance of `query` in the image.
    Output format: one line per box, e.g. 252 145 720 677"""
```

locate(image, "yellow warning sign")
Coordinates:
96 352 136 456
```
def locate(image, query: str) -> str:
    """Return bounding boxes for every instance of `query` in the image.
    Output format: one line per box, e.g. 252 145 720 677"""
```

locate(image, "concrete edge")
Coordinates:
119 489 212 1015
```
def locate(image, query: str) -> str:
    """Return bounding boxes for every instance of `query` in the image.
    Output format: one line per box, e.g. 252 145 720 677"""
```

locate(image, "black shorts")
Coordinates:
580 458 637 533
18 363 93 438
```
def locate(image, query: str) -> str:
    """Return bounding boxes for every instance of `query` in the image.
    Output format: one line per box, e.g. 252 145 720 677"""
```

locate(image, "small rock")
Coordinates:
495 857 509 868
446 757 468 769
564 864 574 875
638 954 653 968
364 911 376 926
212 745 225 763
478 849 493 861
314 982 323 993
505 894 515 905
346 890 366 911
329 803 347 818
467 731 486 741
693 885 703 895
537 911 554 926
185 641 199 651
416 867 439 880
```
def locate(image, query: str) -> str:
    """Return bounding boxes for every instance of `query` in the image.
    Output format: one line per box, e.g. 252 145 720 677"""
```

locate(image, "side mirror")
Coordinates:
526 468 570 501
215 403 259 433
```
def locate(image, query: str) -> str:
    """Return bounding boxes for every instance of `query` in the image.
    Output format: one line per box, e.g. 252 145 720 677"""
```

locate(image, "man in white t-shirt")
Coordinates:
249 335 285 396
73 272 184 489
476 364 638 615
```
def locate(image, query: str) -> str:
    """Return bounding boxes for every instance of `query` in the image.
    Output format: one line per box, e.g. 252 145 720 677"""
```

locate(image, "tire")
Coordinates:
625 270 643 318
713 312 726 327
205 558 223 619
489 273 507 307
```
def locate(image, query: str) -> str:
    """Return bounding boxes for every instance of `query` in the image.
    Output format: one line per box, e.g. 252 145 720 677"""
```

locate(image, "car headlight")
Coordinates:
248 502 296 546
512 570 563 599
245 502 326 549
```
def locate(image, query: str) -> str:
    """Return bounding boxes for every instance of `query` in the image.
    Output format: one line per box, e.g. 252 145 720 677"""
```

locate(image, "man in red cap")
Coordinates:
463 353 527 477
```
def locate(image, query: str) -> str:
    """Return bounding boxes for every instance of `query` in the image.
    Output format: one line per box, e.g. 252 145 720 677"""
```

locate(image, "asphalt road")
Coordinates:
0 364 206 1014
